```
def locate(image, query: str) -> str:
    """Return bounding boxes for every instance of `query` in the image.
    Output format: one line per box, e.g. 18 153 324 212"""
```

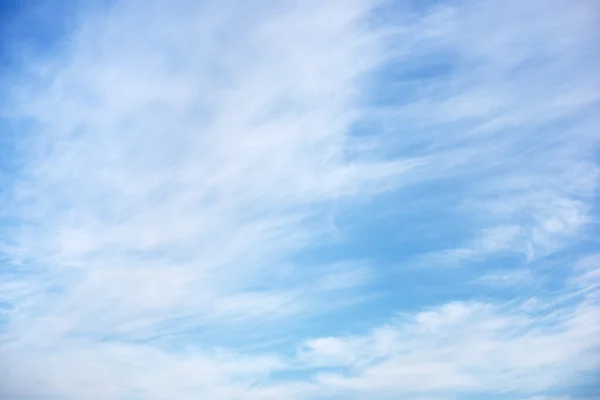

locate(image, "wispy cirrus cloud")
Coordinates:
1 0 599 399
297 262 600 399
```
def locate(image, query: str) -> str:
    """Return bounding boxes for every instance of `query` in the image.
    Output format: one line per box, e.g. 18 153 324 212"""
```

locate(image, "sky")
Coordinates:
0 0 599 399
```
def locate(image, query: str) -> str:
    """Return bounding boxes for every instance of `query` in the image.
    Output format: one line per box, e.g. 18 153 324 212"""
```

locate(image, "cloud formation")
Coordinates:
0 0 599 399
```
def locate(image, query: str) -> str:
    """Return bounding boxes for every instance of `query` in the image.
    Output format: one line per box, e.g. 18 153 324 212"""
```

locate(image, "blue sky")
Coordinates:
1 0 599 399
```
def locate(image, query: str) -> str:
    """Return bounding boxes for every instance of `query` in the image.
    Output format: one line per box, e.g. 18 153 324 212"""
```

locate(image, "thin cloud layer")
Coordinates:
0 0 599 399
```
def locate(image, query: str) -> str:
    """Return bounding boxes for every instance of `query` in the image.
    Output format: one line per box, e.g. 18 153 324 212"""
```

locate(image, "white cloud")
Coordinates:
377 0 600 267
298 288 600 398
1 1 418 397
474 268 537 288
